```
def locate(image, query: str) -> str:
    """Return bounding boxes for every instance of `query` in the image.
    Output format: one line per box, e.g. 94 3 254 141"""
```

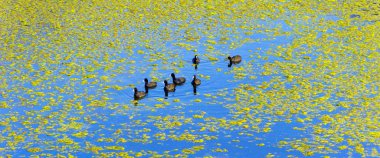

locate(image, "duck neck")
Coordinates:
145 86 148 93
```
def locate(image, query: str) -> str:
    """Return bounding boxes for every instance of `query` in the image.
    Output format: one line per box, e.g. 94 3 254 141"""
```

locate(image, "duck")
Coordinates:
133 87 146 100
191 75 201 86
228 55 242 63
192 55 200 64
171 73 186 85
164 80 176 96
164 80 176 92
144 78 157 89
228 55 242 67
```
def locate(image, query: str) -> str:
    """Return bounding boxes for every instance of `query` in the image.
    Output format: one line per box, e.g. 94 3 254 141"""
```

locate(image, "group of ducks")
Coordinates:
133 55 242 100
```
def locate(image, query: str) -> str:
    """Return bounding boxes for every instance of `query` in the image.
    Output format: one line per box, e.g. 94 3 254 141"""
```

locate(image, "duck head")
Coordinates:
133 87 138 94
171 73 176 79
164 80 168 86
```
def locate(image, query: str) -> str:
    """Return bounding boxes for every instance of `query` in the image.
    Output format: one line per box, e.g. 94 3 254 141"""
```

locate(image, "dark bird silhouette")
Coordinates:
164 80 176 97
144 78 157 93
228 55 242 67
191 75 201 95
192 55 200 70
191 75 201 86
133 87 146 100
171 73 186 85
192 55 200 64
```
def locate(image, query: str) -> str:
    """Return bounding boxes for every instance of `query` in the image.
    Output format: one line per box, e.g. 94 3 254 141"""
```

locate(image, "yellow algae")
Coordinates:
156 98 165 102
193 114 204 119
192 145 204 151
193 99 202 102
58 137 75 145
355 144 365 155
369 132 380 138
105 146 125 151
263 127 271 133
67 121 83 130
154 104 165 108
117 152 133 158
112 85 124 90
204 94 212 97
214 148 228 152
42 105 51 111
204 54 219 61
182 149 195 154
135 152 143 157
86 143 103 154
371 148 379 157
320 115 333 125
27 148 42 153
72 131 88 138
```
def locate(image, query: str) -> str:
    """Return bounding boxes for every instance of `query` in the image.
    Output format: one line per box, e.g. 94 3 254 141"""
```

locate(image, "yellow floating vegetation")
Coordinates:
0 102 9 108
72 131 88 138
27 147 42 153
105 146 125 151
58 137 75 145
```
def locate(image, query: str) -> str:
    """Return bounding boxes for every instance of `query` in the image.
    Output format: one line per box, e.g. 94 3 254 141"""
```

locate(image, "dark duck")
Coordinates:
228 55 242 67
171 73 186 85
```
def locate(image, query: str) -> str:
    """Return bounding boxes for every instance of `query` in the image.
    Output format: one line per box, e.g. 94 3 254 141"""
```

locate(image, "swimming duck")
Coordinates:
144 78 157 89
171 73 186 85
133 87 146 100
164 80 176 96
191 75 201 86
228 55 242 67
164 80 176 92
192 55 200 64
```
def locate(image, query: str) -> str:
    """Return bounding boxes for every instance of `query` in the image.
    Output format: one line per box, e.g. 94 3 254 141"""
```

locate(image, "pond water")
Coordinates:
1 1 379 157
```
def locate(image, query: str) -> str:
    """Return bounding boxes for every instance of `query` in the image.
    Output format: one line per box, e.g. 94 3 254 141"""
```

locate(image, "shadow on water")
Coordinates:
164 88 169 99
193 85 197 95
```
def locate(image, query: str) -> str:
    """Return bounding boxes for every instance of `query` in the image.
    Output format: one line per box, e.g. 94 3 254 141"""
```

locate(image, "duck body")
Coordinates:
192 55 200 64
133 87 146 100
228 55 242 63
171 73 186 85
191 75 201 86
144 78 157 89
228 55 242 67
164 80 176 97
164 80 176 92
